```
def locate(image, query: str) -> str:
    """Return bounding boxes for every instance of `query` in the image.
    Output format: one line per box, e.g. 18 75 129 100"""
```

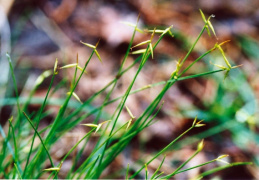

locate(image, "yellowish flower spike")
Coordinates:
81 120 111 133
131 40 151 50
210 61 228 70
125 106 135 119
120 21 144 33
131 28 156 58
81 123 98 128
35 70 52 86
126 118 133 131
149 43 154 59
199 9 217 38
192 116 198 127
80 41 96 49
161 25 173 37
192 116 206 128
146 25 173 37
217 45 232 69
60 63 87 74
171 57 183 78
76 65 88 74
80 39 103 63
44 162 63 172
195 120 206 127
131 49 147 55
199 9 207 23
212 40 243 79
217 154 229 160
43 167 60 172
67 92 83 104
60 63 78 69
197 139 204 151
8 116 13 123
54 58 58 75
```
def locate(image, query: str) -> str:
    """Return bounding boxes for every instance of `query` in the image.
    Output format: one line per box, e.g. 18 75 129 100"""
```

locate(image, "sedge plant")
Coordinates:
0 10 251 179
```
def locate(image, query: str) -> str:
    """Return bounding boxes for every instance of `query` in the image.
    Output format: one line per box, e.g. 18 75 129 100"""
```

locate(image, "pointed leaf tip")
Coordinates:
80 41 96 49
199 9 207 23
43 167 60 172
94 49 102 63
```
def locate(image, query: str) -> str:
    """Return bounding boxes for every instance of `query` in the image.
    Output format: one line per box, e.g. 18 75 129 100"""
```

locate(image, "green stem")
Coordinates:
196 162 252 179
6 53 22 133
23 73 56 178
130 126 194 179
163 150 200 179
179 47 216 76
181 26 206 65
53 128 95 178
23 112 54 167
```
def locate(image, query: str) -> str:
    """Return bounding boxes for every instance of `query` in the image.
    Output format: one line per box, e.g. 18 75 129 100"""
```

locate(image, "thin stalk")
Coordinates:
0 125 11 172
6 53 22 132
118 15 140 74
154 171 164 179
0 69 223 109
23 73 56 178
22 70 52 113
130 126 194 179
196 162 252 179
27 51 95 174
84 155 100 178
163 150 200 179
14 163 22 179
181 26 206 65
93 48 150 178
73 122 129 179
150 155 166 179
72 20 140 178
8 120 18 166
45 50 95 144
125 163 130 180
53 128 95 178
174 159 216 175
179 47 216 76
23 112 54 167
94 26 217 176
99 102 164 168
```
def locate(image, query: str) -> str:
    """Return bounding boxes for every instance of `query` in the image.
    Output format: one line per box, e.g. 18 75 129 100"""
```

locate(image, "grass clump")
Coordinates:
0 10 251 179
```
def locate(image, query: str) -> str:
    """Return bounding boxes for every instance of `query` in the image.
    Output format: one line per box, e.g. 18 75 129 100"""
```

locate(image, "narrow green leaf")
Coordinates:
126 163 130 180
14 163 22 179
23 111 54 168
151 155 166 179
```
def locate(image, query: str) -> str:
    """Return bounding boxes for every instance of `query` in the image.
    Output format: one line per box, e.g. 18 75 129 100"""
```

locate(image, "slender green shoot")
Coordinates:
22 111 54 167
196 162 253 180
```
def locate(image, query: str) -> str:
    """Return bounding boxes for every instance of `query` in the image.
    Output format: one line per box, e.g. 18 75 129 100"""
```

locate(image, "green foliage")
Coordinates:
0 11 252 179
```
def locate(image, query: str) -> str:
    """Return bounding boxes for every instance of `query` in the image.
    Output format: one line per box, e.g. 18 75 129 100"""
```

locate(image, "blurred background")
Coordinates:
0 0 259 179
